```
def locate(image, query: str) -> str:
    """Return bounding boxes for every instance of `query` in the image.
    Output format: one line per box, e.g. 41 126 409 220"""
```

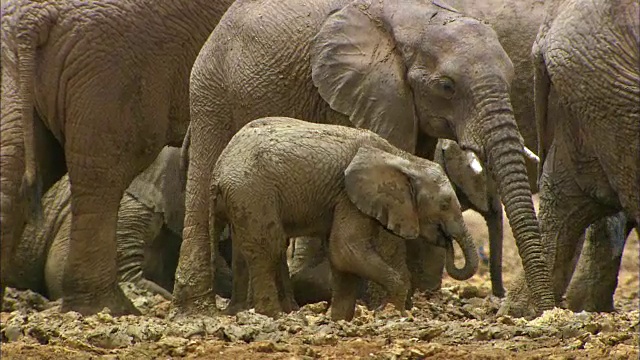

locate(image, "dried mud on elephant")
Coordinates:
2 197 638 359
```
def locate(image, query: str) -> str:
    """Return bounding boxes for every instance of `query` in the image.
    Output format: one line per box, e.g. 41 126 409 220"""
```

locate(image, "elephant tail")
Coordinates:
15 4 58 220
179 125 191 190
532 40 551 184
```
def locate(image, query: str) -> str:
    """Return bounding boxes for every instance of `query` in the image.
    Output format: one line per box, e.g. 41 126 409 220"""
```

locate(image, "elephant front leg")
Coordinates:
328 199 410 320
328 265 360 321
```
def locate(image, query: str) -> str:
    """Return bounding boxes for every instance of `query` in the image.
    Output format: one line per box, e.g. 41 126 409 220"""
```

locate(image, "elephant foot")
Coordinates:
61 285 141 316
492 287 506 298
280 295 299 313
223 300 249 316
170 289 219 318
565 283 615 313
497 277 542 319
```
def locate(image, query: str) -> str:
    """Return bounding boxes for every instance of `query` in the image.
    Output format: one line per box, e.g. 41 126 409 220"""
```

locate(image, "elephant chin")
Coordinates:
476 107 555 313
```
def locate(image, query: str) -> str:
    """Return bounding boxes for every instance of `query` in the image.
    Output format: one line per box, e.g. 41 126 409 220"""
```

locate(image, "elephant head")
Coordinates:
344 145 479 280
310 0 553 310
436 138 490 212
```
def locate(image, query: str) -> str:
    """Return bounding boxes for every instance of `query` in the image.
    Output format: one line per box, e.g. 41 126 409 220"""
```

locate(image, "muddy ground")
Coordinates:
2 196 638 359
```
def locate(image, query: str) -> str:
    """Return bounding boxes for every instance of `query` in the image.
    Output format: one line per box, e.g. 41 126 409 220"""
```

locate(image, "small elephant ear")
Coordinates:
126 146 185 236
344 146 420 239
310 1 418 153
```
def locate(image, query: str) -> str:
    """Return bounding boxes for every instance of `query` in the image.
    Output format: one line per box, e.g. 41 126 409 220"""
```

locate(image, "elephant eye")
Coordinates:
435 76 456 99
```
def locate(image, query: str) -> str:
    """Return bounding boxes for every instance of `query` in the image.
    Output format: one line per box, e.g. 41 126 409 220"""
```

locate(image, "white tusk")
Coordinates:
523 146 540 163
466 151 483 175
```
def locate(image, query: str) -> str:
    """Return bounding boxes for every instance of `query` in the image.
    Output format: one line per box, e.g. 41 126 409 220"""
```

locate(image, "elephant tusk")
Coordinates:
466 151 483 175
523 146 540 163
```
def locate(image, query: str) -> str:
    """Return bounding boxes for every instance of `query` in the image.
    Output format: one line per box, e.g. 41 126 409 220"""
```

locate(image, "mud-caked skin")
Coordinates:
288 138 503 309
209 117 479 321
499 0 640 317
0 0 234 316
181 0 555 317
5 147 233 302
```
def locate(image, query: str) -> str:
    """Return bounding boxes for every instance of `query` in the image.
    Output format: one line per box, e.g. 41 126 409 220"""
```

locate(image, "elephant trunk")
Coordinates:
476 96 555 312
442 220 479 280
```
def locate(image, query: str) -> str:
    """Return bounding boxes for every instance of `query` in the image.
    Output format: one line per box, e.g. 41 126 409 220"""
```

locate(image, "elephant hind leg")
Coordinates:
233 208 289 318
566 213 631 312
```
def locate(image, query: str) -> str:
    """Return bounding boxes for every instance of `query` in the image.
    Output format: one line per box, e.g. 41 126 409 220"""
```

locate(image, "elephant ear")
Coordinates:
310 1 418 153
126 146 186 236
344 146 420 239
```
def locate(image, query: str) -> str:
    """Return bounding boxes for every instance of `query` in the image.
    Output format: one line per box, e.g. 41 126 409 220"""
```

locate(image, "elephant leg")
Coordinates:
362 231 411 310
59 120 165 315
329 199 409 319
485 198 505 297
213 252 233 298
329 264 360 321
224 237 250 315
289 236 332 305
61 184 140 316
0 83 64 304
566 213 631 312
276 252 298 313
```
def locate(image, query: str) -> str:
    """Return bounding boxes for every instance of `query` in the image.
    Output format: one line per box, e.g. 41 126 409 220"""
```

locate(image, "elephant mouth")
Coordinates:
432 225 452 248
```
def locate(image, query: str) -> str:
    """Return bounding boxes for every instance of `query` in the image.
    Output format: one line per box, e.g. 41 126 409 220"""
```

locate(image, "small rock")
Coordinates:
418 326 444 341
3 325 23 342
459 285 480 299
301 302 328 314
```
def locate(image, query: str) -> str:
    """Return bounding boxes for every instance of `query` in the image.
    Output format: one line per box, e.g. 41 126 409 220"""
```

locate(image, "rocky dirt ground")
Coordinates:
2 196 638 359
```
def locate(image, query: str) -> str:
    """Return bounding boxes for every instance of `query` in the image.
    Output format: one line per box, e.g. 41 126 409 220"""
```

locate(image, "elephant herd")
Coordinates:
1 0 637 322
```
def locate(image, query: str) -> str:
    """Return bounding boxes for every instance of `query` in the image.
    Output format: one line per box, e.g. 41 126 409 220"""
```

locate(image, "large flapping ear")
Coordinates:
344 146 420 239
310 0 418 153
126 146 185 236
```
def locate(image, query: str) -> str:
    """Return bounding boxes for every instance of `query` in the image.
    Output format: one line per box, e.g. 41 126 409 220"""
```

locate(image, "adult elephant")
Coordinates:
176 0 555 315
0 0 234 316
499 0 639 317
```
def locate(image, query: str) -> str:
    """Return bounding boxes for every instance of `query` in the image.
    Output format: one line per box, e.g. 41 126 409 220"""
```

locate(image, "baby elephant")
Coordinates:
210 117 479 321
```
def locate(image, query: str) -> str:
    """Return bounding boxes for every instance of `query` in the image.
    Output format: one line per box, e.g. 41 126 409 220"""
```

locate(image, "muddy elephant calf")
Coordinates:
5 147 232 302
209 117 479 321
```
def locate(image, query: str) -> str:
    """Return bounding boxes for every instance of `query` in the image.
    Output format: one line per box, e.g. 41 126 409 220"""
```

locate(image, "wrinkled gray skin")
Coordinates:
5 147 232 301
565 212 636 313
289 0 553 305
211 117 479 321
0 0 233 316
499 0 640 317
180 0 554 317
